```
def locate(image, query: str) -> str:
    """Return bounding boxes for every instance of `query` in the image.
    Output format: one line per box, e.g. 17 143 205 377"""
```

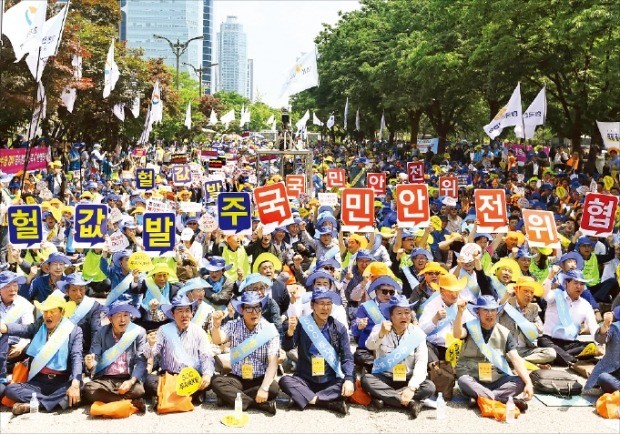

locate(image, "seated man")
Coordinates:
200 257 236 310
24 252 71 303
497 277 556 365
585 307 620 392
540 270 601 366
144 295 215 407
352 276 401 373
83 300 148 410
211 291 281 415
361 295 435 418
408 261 447 315
453 295 533 412
0 293 83 415
279 287 354 414
130 263 180 331
178 277 215 332
0 271 34 395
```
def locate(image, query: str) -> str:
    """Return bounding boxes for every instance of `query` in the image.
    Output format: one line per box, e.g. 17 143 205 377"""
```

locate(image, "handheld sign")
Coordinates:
218 192 252 235
143 212 175 254
171 165 192 186
286 175 305 199
253 182 294 230
204 180 223 201
127 251 154 272
407 162 424 183
395 184 429 228
341 188 375 233
108 230 130 253
439 177 458 199
325 169 346 188
580 193 618 238
7 205 42 249
318 193 338 207
475 189 508 233
522 209 560 249
136 168 155 190
367 173 386 196
74 204 107 248
176 367 202 396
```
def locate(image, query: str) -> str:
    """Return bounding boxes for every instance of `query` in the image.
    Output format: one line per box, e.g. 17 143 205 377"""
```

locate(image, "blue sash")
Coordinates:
553 289 579 339
503 303 539 343
192 301 213 327
105 273 134 306
416 291 439 318
428 303 457 336
230 322 279 365
27 318 74 380
299 315 344 379
491 277 507 299
160 323 200 370
203 297 227 312
361 300 384 325
466 319 513 376
322 246 340 261
464 273 480 299
69 296 96 325
371 327 426 374
141 278 169 310
2 300 29 324
95 323 141 374
401 266 420 293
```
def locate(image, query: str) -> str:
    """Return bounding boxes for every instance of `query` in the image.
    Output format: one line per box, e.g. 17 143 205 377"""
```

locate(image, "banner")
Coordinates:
7 205 42 249
439 177 458 199
0 146 50 174
253 182 293 229
204 180 223 201
280 48 319 98
515 86 546 140
367 173 386 196
171 165 191 186
579 193 618 238
475 189 508 233
407 162 424 183
325 169 346 188
74 204 107 248
395 184 429 229
217 192 252 236
596 121 620 149
522 209 560 249
417 138 439 154
483 82 523 139
143 212 175 254
318 193 338 207
285 175 305 198
341 188 374 233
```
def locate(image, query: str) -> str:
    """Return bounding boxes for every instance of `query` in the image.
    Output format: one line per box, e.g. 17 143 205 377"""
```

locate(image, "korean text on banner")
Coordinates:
143 212 175 254
407 162 424 183
7 205 43 249
285 175 306 199
325 169 346 188
0 147 49 174
522 209 560 249
217 192 252 236
253 182 294 230
341 188 375 233
396 184 430 229
475 189 509 233
367 173 387 196
579 193 618 238
74 204 107 248
439 177 458 199
135 168 155 190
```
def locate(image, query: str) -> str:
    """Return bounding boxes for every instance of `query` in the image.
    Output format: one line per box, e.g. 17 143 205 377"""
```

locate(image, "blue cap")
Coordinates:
0 271 26 289
368 276 402 295
231 291 268 315
310 286 342 305
379 295 416 320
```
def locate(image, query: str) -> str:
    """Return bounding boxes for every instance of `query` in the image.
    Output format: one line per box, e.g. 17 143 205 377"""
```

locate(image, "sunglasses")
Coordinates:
243 306 262 314
379 289 396 296
322 266 335 271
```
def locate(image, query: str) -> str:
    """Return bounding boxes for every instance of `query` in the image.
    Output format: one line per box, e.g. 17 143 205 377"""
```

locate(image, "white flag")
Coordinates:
326 114 335 128
280 48 319 98
597 121 620 149
60 87 77 113
379 112 386 139
271 118 277 132
2 0 48 62
266 114 275 126
355 109 360 131
139 107 153 144
184 102 192 129
72 54 82 80
516 86 546 139
343 97 349 130
27 106 44 141
25 4 67 82
240 106 251 127
208 109 218 126
149 80 163 125
296 110 310 132
113 103 125 121
37 81 47 120
103 39 120 98
312 112 323 127
483 82 523 139
220 109 235 128
130 96 140 118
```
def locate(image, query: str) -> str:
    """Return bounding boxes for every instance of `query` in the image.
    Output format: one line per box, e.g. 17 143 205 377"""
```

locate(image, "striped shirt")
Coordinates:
221 318 280 378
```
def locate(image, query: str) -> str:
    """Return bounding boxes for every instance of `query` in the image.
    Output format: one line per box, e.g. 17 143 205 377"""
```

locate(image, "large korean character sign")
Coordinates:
7 205 42 249
341 188 375 232
407 162 424 183
439 177 458 199
218 192 252 236
143 212 176 254
395 184 430 228
204 180 223 201
475 189 508 233
522 209 561 249
367 173 387 196
580 193 618 237
325 169 346 188
285 175 305 198
171 165 191 186
74 204 107 248
253 182 294 232
135 168 155 190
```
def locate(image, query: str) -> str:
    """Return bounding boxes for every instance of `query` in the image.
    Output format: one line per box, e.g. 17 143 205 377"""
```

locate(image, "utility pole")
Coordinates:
153 34 203 89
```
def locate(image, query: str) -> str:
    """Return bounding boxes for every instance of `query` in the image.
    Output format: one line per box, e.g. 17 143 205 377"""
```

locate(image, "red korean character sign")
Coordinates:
326 169 346 188
475 189 508 233
367 173 387 196
253 182 294 232
341 188 375 232
285 175 305 198
580 193 618 237
439 177 458 199
396 184 430 228
522 209 561 249
407 162 424 183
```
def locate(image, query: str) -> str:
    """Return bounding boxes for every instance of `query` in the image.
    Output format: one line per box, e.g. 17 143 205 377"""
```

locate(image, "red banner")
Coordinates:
285 175 305 198
326 169 346 188
253 182 293 226
367 172 387 195
341 188 375 232
522 209 560 249
439 177 458 198
580 193 618 237
475 189 508 233
396 184 430 228
0 146 50 174
407 162 424 183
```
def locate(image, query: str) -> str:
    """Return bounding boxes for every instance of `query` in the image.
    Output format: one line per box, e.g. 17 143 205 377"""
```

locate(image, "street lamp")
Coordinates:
182 62 218 97
152 34 203 90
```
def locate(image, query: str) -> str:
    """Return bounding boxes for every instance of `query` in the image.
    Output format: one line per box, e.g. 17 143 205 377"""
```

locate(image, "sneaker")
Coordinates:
12 403 30 416
256 400 277 415
409 400 422 419
514 398 528 413
371 398 384 410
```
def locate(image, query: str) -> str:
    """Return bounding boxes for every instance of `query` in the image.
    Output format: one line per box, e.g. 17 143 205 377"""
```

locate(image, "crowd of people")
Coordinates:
0 136 618 420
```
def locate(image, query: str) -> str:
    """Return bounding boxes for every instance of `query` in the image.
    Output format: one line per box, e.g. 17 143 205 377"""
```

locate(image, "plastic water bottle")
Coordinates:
436 392 446 420
234 392 242 419
29 392 39 414
505 396 515 424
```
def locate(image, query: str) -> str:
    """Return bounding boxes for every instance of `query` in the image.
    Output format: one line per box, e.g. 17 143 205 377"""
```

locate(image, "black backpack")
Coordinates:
530 369 583 397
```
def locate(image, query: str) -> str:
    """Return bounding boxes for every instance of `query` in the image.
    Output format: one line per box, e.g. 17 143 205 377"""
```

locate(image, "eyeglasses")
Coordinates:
322 266 335 271
314 302 333 308
187 222 198 226
379 289 396 296
243 306 262 314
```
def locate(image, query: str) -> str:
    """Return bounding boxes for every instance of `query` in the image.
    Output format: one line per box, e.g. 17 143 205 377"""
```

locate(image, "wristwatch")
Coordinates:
260 385 270 392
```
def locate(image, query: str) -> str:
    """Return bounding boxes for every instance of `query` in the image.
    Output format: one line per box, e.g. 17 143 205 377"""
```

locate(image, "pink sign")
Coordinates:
0 147 50 174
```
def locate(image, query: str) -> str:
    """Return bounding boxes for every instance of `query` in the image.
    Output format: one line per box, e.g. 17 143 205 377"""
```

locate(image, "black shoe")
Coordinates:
514 398 528 413
192 392 205 405
131 398 146 414
151 396 158 412
371 398 384 410
408 400 422 419
326 400 349 415
469 397 478 409
256 400 277 415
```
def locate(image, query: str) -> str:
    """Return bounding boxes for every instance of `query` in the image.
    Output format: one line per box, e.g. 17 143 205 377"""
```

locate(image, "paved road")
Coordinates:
2 388 618 434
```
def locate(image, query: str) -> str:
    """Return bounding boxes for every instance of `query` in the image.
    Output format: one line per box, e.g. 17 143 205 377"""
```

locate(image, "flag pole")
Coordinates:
20 47 44 189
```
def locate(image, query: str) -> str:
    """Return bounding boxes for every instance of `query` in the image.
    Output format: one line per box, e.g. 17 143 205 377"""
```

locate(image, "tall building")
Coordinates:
202 0 214 94
121 1 204 79
217 16 251 99
246 59 254 101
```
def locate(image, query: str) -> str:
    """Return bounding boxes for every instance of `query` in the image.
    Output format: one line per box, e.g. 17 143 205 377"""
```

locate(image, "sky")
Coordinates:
213 0 360 107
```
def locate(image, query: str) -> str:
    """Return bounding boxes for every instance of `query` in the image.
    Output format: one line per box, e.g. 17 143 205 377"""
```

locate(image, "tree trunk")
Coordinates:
408 109 422 145
570 106 582 154
487 99 501 122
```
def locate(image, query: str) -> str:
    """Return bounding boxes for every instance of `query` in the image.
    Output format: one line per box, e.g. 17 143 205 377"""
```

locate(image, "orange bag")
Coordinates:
1 362 29 407
156 372 194 414
596 391 620 419
477 396 521 422
348 378 371 406
90 400 138 418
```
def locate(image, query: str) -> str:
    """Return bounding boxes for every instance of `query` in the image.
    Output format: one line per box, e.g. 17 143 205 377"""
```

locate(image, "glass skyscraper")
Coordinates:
202 0 214 94
217 16 253 99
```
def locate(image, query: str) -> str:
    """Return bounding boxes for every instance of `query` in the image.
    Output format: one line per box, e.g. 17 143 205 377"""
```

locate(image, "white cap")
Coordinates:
180 228 194 241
